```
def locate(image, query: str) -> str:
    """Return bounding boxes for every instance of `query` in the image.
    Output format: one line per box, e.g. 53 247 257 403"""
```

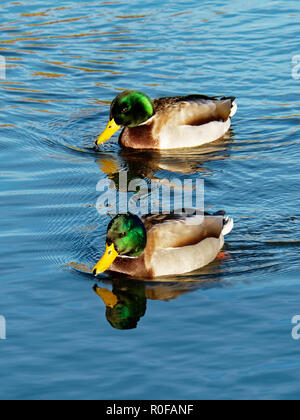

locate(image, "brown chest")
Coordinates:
119 124 159 149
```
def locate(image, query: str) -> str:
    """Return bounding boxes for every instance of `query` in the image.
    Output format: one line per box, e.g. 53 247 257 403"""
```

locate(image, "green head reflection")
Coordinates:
94 279 146 330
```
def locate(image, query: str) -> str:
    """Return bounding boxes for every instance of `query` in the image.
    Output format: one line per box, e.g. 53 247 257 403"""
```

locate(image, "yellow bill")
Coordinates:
93 243 119 275
95 119 121 146
94 286 118 309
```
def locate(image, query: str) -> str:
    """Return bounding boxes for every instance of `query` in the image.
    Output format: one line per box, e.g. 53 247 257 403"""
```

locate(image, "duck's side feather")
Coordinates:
149 236 224 277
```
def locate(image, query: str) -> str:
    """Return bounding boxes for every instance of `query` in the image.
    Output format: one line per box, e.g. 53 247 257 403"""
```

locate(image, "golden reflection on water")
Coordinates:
28 16 91 27
20 12 48 17
258 115 300 120
32 72 67 78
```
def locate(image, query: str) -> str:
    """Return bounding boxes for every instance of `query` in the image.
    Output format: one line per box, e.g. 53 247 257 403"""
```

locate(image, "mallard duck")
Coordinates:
95 90 237 150
92 211 234 279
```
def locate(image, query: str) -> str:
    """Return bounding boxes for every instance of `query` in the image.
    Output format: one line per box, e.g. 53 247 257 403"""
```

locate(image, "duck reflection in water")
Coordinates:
95 133 233 184
93 262 222 330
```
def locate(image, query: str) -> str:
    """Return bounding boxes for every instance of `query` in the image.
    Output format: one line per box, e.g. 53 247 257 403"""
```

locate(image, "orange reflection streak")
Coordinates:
257 115 300 120
1 86 45 93
5 57 23 61
67 262 92 274
29 16 91 27
115 15 151 19
32 72 67 78
21 12 48 17
31 109 57 114
0 33 101 44
22 98 71 104
44 60 122 75
0 47 37 54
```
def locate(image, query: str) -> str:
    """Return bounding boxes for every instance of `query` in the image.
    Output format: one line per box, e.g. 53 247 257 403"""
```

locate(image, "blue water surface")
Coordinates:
0 0 300 400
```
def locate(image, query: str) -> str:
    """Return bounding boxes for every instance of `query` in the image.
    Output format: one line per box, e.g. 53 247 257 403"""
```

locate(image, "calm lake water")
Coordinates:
0 0 300 400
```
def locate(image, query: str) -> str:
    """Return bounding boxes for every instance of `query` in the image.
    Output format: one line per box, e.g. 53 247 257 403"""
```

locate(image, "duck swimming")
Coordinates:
95 90 237 150
92 211 234 279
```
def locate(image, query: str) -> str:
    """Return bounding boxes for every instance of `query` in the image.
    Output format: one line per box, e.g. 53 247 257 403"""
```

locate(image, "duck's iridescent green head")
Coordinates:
111 90 154 127
106 213 147 257
93 214 147 276
95 90 154 146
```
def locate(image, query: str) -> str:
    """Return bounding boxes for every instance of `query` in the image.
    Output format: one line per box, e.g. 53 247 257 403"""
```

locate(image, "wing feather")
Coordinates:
141 212 225 249
153 95 234 127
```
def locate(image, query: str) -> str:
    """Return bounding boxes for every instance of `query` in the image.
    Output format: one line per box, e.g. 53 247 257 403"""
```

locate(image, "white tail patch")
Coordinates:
222 217 234 236
230 102 237 118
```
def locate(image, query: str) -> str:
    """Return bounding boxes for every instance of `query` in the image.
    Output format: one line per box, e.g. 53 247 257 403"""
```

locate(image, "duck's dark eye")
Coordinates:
122 107 129 114
120 232 127 238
